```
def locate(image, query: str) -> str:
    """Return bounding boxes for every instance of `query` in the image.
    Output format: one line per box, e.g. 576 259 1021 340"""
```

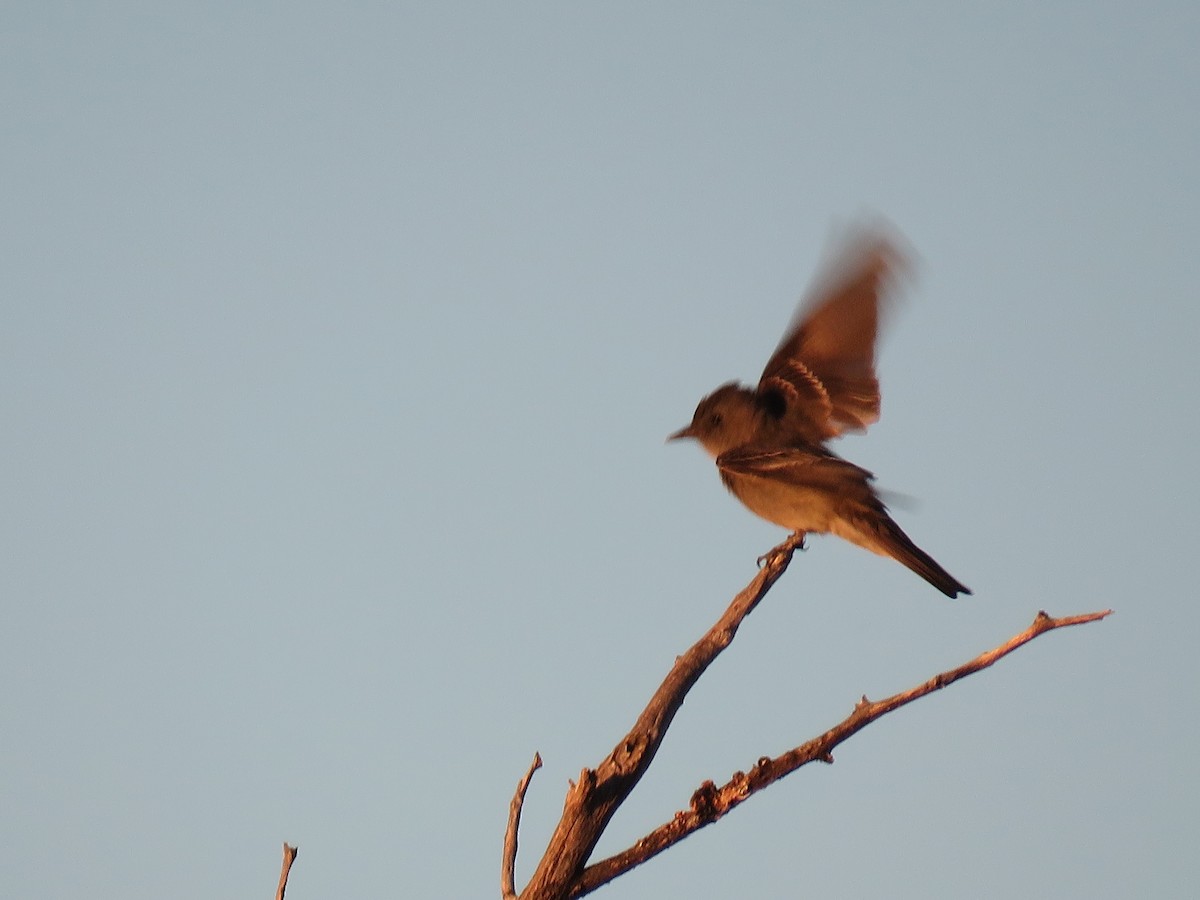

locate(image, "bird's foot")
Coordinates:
758 532 807 567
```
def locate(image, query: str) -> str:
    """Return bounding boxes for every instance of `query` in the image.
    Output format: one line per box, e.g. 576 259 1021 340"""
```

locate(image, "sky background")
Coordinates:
3 3 1198 899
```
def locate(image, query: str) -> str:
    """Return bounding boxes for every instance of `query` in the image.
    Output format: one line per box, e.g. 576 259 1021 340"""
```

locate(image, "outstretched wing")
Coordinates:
758 227 908 443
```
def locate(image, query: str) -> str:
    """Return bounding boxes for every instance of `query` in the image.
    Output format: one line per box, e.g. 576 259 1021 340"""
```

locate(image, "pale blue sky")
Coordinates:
3 4 1197 898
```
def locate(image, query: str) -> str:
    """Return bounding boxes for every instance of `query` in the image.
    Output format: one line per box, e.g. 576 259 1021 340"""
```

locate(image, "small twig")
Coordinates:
576 608 1112 895
502 753 543 899
275 843 298 900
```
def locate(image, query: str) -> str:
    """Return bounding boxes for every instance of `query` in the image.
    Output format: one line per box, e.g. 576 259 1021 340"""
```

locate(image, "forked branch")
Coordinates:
506 533 1110 900
514 533 806 900
575 608 1111 895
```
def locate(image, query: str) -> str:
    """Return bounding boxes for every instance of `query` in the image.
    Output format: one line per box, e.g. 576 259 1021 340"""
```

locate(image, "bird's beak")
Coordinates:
667 424 694 442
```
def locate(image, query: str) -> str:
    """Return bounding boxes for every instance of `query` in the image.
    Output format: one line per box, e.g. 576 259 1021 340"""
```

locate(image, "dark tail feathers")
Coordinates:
876 516 972 598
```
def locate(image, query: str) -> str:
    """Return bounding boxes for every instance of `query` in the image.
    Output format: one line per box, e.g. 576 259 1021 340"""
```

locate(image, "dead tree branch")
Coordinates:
275 843 298 900
506 532 1110 900
515 533 806 900
575 608 1111 895
503 753 543 899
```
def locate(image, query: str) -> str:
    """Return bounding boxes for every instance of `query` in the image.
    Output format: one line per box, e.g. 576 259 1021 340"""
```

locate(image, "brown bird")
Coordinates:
669 228 971 598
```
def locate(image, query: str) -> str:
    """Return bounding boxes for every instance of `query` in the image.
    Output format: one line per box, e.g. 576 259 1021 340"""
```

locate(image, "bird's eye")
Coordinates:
709 413 723 428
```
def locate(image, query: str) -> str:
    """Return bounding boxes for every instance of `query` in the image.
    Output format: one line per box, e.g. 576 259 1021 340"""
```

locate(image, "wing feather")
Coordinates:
758 227 908 442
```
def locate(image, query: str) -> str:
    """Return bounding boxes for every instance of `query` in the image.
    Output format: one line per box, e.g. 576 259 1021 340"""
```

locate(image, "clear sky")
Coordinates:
3 4 1197 899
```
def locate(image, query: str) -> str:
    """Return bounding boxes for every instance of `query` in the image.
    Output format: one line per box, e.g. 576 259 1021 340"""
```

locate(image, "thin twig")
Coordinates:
575 608 1113 895
502 753 543 899
275 843 298 900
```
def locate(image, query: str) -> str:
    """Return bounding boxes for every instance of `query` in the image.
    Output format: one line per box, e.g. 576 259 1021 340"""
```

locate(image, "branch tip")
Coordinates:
501 753 543 899
275 843 298 900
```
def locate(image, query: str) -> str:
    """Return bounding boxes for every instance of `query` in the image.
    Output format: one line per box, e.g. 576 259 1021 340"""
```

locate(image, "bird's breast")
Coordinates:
720 468 839 534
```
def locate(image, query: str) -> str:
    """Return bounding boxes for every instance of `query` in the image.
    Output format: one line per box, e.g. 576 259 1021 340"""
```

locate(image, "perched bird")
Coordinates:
669 228 971 598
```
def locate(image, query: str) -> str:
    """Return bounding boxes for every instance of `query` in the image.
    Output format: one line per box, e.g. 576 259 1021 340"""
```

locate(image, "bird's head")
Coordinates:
668 383 761 457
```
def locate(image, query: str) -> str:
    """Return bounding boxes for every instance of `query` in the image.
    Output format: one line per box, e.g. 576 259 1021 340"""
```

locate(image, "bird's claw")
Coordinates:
757 532 806 567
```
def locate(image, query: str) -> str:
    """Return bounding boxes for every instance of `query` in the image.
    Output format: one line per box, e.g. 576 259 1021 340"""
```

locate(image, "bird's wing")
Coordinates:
757 227 908 442
716 444 876 490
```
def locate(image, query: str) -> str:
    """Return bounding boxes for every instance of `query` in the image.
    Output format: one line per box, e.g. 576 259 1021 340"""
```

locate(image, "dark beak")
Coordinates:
667 424 695 442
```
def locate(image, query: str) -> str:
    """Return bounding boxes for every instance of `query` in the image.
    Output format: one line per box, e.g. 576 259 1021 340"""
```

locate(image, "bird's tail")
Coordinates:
836 512 972 598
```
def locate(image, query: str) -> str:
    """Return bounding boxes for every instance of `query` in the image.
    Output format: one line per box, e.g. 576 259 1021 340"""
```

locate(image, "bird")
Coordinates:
669 227 971 598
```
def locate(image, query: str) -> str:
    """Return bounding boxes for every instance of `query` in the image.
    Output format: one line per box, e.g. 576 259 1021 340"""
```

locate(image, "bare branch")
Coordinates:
576 608 1113 895
516 533 806 900
502 753 543 899
275 843 298 900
